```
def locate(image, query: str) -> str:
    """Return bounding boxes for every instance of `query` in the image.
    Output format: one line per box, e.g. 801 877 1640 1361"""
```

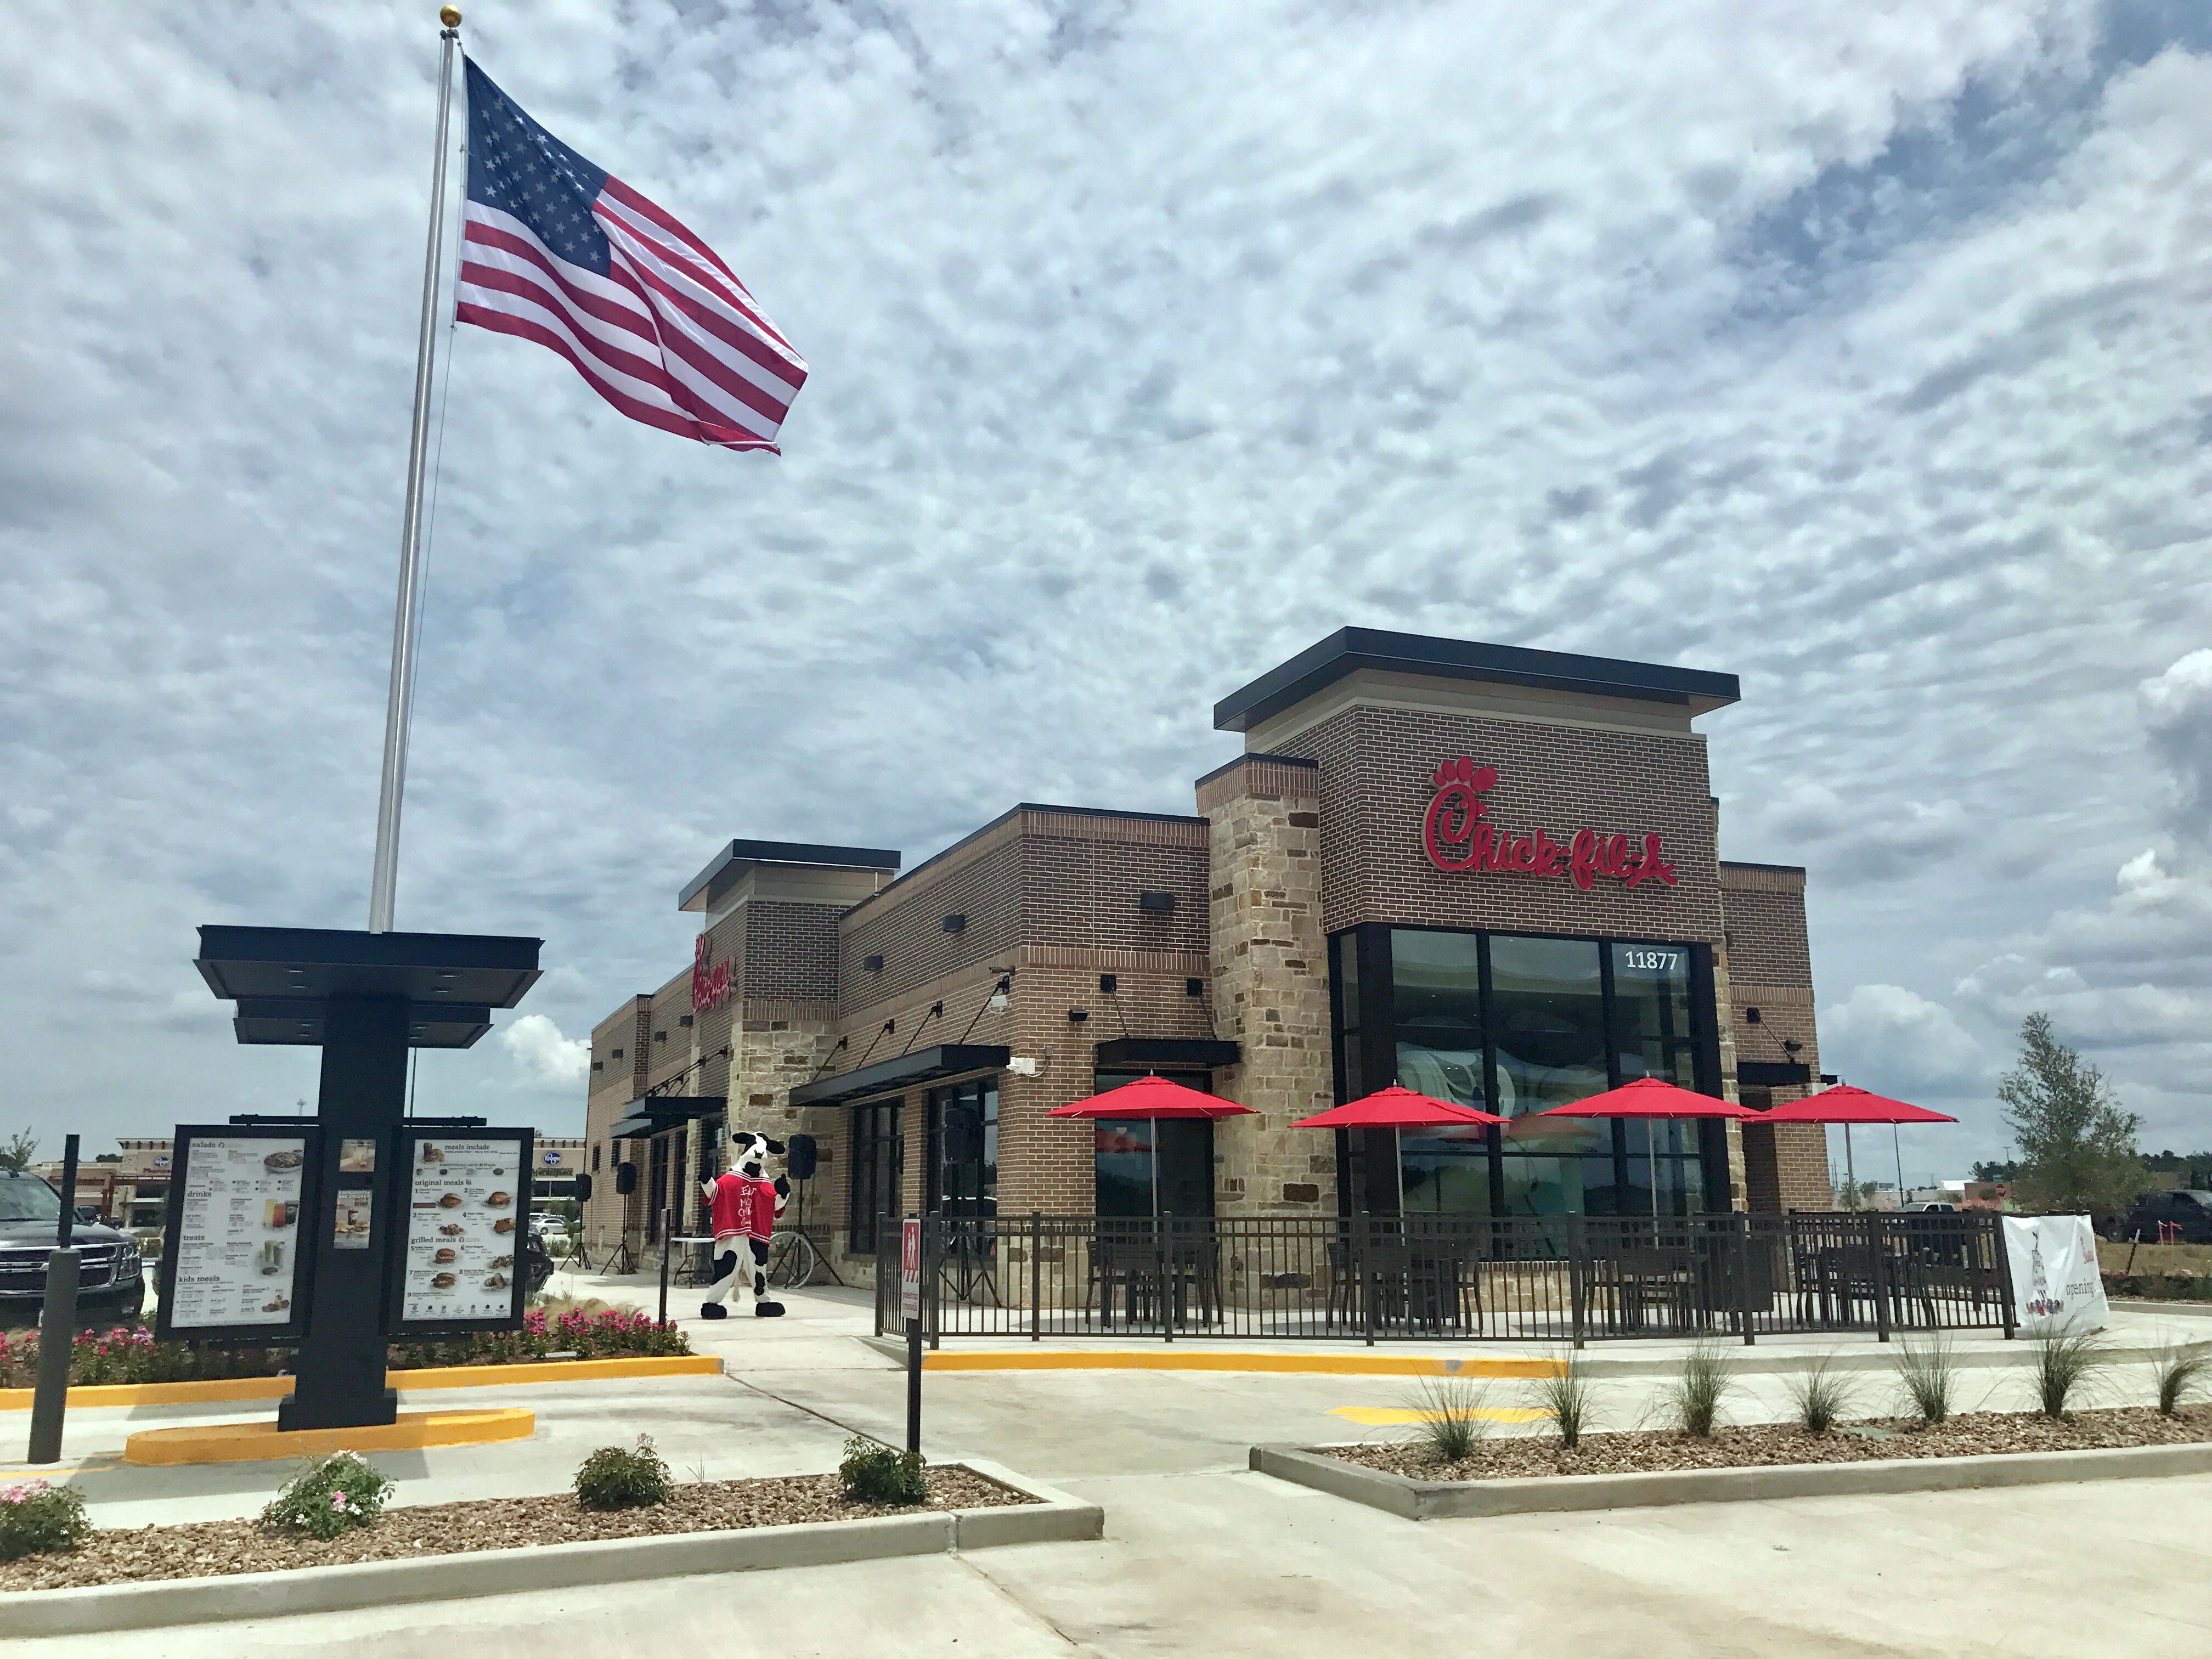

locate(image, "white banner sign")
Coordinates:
2004 1215 2109 1336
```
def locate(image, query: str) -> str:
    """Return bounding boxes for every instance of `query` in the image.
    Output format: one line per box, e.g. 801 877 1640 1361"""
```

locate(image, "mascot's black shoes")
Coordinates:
755 1301 786 1317
700 1304 728 1320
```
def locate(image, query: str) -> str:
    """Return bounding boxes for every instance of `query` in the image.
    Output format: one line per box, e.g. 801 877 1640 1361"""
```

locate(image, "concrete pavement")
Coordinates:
9 1283 2212 1654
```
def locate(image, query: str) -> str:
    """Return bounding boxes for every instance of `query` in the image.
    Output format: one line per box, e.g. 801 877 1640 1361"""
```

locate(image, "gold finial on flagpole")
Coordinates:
440 6 462 26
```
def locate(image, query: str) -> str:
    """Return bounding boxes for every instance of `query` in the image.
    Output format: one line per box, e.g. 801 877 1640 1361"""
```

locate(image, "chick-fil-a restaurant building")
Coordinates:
580 629 1836 1288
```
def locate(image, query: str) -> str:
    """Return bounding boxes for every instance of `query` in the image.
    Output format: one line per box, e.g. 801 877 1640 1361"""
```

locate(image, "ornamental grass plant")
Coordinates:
2153 1340 2212 1417
259 1452 394 1541
1666 1339 1736 1438
0 1480 91 1560
1523 1350 1599 1450
1400 1373 1494 1464
1893 1335 1959 1425
1782 1351 1858 1435
2030 1329 2109 1420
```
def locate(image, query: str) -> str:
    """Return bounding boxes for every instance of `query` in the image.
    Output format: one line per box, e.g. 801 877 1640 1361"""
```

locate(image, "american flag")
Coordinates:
455 60 807 453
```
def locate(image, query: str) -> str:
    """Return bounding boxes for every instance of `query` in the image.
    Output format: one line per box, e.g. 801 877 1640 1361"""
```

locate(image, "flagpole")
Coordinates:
368 6 464 933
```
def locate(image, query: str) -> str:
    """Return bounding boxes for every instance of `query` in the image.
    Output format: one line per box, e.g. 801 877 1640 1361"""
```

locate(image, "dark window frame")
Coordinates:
1331 922 1725 1217
848 1098 903 1255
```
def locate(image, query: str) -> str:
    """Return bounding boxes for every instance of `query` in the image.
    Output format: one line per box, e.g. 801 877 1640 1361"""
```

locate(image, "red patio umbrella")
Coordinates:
1538 1079 1753 1216
1291 1086 1506 1214
1045 1076 1254 1120
1288 1085 1506 1132
1048 1076 1254 1215
1753 1085 1957 1204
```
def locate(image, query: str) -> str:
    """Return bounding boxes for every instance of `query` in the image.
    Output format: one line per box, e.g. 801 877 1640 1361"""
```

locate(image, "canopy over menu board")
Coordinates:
155 1125 321 1345
387 1126 535 1336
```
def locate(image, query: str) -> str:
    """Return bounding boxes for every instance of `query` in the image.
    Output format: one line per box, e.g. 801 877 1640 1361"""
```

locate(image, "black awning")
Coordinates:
1093 1037 1242 1070
789 1044 1011 1109
608 1096 726 1138
1738 1061 1810 1087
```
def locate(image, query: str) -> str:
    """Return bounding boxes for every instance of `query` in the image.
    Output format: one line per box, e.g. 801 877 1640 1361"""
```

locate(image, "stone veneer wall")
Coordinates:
1197 754 1336 1216
1721 862 1831 1212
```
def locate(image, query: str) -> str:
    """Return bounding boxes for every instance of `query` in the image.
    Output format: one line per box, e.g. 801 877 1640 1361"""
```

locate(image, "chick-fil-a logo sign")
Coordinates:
1422 757 1678 891
690 933 732 1014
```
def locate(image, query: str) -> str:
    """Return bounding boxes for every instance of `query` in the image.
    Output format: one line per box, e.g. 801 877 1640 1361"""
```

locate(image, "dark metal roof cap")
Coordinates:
1212 628 1741 732
679 839 902 913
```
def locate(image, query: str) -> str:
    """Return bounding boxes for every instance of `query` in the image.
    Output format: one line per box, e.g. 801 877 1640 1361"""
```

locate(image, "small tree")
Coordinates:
0 1132 37 1176
1998 1014 2148 1217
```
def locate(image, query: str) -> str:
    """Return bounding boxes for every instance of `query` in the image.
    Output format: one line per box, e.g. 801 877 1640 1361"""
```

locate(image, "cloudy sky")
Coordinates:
5 0 2210 1186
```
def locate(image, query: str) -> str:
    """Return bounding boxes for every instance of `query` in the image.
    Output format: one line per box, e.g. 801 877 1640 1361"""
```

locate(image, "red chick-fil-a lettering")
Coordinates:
1423 760 1678 893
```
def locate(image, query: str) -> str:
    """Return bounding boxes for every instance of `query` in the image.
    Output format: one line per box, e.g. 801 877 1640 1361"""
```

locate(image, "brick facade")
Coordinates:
579 633 1834 1255
1722 862 1831 1212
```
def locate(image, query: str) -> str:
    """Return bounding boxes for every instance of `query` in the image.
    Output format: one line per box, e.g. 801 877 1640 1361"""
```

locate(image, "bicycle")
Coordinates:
763 1228 817 1290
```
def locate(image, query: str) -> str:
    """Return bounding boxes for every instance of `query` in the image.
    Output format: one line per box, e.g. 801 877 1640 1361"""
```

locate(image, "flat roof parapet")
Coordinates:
1213 627 1741 733
679 839 902 913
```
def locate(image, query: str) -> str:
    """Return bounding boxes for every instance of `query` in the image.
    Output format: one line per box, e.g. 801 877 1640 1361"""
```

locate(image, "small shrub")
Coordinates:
1666 1339 1735 1438
839 1435 927 1505
2032 1329 2108 1420
2154 1340 2212 1417
573 1435 673 1510
1784 1351 1857 1435
0 1480 91 1560
259 1452 394 1541
1894 1335 1958 1425
1401 1372 1493 1464
1524 1350 1599 1450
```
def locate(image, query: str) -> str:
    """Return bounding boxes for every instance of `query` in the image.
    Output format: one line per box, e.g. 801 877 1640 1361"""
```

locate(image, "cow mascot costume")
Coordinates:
699 1132 789 1318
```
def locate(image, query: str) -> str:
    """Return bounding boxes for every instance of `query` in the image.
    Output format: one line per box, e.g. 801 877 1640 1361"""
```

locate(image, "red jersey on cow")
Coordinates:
710 1171 777 1244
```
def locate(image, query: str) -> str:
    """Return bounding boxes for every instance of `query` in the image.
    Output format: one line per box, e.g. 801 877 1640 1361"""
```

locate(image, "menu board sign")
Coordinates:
155 1125 320 1344
390 1128 533 1333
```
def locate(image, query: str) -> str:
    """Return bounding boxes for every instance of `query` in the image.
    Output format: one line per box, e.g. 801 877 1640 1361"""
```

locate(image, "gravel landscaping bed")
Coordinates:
0 1468 1030 1593
1326 1406 2212 1483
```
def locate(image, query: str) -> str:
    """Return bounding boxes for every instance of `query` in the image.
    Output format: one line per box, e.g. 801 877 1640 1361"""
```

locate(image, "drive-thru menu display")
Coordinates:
392 1128 534 1331
156 1126 319 1342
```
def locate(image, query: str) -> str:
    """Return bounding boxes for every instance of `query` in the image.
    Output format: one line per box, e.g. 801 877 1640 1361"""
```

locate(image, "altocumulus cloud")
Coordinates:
4 2 2212 1163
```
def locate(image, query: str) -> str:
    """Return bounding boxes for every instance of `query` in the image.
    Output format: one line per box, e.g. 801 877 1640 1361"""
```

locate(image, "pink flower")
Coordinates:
330 1491 348 1511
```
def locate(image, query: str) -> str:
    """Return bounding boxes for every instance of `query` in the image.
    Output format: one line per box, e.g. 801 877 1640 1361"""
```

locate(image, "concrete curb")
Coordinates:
0 1464 1102 1638
1249 1438 2212 1520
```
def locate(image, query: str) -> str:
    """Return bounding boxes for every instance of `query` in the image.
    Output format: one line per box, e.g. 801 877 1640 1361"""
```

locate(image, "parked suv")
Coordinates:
0 1170 146 1328
2117 1189 2212 1244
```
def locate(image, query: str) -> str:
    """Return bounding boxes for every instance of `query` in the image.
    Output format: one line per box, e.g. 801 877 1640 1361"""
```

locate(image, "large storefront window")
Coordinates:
1092 1071 1215 1217
927 1079 998 1219
848 1100 902 1254
1336 926 1719 1218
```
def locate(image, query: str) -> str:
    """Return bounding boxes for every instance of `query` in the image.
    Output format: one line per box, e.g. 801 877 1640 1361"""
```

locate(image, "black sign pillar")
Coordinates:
192 926 541 1436
281 995 409 1430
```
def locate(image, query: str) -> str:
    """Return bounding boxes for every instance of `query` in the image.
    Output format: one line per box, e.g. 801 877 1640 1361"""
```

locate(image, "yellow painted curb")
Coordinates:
390 1354 723 1392
1328 1404 1554 1425
124 1408 536 1466
919 1351 1564 1378
0 1353 722 1412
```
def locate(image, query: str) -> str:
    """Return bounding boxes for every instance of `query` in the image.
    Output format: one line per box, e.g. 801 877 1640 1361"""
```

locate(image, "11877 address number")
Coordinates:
1620 949 1681 972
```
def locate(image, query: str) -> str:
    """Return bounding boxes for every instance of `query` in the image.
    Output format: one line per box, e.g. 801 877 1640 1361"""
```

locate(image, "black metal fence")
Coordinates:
874 1211 2015 1344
